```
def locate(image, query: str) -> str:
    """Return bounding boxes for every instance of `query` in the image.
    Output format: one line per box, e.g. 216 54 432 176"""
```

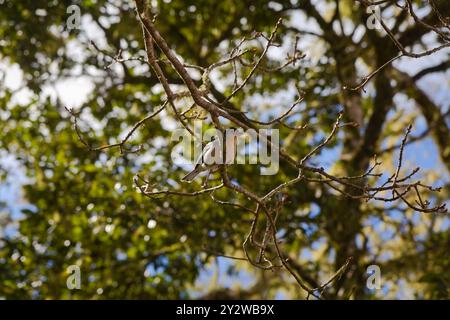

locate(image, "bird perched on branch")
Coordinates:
182 128 242 183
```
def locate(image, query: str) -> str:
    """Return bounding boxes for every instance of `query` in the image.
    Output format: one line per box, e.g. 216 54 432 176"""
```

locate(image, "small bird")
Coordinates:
181 128 241 183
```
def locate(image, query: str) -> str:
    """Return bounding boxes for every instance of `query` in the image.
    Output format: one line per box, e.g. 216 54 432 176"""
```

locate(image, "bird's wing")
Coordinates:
201 138 222 165
202 140 216 165
194 140 214 166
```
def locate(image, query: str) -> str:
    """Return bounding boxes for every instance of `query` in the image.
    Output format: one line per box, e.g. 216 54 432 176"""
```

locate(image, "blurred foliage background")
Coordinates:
0 0 449 299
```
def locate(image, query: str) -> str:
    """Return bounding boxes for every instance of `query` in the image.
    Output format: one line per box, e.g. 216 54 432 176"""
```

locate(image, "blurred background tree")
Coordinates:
0 0 448 299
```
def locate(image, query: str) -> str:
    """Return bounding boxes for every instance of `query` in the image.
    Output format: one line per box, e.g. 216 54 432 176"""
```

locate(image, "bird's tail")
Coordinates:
181 168 200 182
